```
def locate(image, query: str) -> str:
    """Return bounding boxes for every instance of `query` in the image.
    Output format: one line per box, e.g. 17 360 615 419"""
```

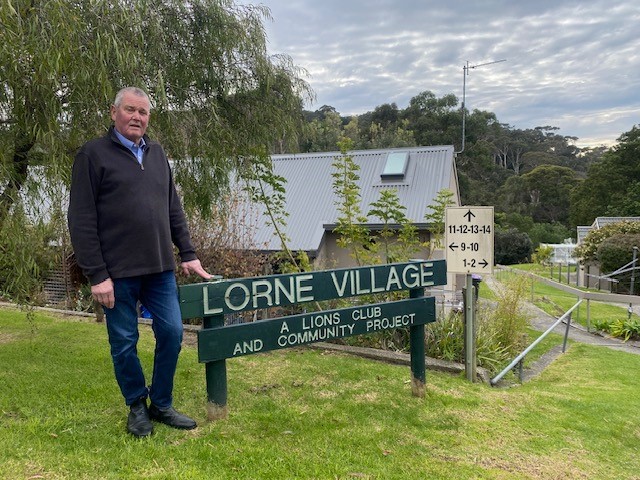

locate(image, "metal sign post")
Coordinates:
445 207 494 382
464 274 476 381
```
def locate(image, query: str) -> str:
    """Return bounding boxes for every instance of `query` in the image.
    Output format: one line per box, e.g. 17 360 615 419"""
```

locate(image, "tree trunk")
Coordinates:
0 132 33 224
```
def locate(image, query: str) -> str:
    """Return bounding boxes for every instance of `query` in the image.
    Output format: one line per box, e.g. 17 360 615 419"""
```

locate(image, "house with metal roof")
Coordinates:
576 217 640 247
576 216 640 290
249 145 460 268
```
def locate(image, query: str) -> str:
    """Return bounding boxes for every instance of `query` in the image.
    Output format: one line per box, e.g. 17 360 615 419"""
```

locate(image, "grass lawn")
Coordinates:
513 263 579 284
1 307 640 479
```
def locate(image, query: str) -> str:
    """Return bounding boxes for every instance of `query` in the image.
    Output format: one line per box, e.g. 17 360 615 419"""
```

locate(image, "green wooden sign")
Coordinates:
179 260 446 318
180 260 449 419
198 297 435 362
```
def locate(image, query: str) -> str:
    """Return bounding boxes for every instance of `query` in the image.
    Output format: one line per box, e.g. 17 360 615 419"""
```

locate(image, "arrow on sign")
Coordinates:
479 259 489 268
449 242 459 251
464 210 476 222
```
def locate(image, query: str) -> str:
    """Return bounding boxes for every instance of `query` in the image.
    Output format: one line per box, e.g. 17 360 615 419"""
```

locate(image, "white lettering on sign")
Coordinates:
351 306 382 321
370 269 387 293
275 277 296 304
402 265 420 288
226 283 251 311
302 312 341 329
233 339 263 356
270 306 420 349
330 263 434 299
277 323 355 348
355 271 370 294
385 267 402 290
296 274 314 302
445 206 494 274
250 276 315 309
275 311 350 347
331 272 351 297
252 279 273 308
207 275 316 314
202 263 436 314
203 286 222 315
366 313 416 331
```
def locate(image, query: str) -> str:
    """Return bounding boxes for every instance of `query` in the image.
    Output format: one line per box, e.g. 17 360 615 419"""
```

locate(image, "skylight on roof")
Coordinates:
381 152 409 178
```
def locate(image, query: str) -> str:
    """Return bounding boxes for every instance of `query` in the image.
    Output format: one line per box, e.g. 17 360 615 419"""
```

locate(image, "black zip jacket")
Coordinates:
68 127 196 285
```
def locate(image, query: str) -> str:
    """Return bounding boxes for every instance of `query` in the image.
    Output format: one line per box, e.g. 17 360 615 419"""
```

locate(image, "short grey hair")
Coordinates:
113 87 151 109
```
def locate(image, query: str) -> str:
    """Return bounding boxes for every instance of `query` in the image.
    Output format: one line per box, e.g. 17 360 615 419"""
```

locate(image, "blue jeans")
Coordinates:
104 270 183 408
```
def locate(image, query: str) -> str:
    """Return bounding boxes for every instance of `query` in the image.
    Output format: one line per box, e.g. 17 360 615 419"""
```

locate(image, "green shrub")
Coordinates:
424 310 464 362
607 318 640 341
532 245 553 265
489 274 530 351
596 233 640 274
495 229 533 265
593 317 640 341
593 319 612 333
0 208 58 304
575 220 640 263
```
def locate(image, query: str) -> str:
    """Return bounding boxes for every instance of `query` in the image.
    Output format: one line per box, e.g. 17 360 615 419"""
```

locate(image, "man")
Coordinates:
68 86 211 437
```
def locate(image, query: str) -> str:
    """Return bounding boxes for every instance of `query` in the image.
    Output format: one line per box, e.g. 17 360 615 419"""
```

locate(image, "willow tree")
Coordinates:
0 0 311 301
0 0 310 220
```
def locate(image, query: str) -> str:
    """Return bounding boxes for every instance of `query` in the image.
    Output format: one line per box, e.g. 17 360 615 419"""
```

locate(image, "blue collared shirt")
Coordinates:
114 128 146 165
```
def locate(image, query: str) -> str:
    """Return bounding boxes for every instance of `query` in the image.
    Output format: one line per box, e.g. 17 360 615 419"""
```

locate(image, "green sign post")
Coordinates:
179 260 447 420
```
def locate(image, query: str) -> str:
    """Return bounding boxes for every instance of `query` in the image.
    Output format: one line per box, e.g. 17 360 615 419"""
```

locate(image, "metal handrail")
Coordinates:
490 299 582 386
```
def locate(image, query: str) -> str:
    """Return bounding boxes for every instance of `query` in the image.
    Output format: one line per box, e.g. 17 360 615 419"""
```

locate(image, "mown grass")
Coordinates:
514 263 578 283
2 307 640 479
478 281 498 302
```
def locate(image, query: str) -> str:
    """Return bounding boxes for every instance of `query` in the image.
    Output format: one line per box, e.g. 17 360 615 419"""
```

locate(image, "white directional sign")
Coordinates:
445 206 494 274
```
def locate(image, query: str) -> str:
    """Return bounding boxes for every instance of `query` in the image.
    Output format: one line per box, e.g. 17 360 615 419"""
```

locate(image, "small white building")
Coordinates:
539 241 577 264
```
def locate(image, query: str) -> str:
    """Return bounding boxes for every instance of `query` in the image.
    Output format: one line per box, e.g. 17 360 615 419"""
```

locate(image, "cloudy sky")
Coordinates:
245 0 639 147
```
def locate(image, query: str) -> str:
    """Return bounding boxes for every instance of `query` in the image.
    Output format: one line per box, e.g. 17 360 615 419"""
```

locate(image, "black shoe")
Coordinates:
127 398 153 437
149 404 197 430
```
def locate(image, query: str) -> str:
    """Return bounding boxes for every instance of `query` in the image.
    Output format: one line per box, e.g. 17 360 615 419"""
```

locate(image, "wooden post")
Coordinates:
92 300 105 322
409 284 426 398
203 313 228 420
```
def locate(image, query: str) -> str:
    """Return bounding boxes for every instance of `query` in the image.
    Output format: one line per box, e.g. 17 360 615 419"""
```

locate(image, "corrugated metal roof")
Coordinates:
251 146 458 252
593 217 640 229
576 217 640 244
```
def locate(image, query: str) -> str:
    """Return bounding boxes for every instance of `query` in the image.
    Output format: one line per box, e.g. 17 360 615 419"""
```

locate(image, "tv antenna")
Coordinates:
456 59 506 154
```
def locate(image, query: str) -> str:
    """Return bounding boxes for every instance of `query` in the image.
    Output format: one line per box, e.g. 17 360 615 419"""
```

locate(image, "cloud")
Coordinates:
249 0 640 146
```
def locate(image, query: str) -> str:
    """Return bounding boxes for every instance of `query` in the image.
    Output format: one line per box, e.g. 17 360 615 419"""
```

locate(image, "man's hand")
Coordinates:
180 259 213 279
92 278 115 309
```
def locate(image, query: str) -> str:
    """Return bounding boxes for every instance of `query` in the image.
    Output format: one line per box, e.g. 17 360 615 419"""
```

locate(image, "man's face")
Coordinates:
110 92 150 144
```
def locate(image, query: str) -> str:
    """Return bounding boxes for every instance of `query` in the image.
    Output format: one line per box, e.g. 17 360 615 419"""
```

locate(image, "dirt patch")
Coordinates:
183 329 198 347
353 391 379 403
0 333 16 344
476 452 593 479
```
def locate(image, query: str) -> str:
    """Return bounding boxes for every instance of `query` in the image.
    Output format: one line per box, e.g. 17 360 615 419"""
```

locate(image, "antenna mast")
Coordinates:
456 59 506 154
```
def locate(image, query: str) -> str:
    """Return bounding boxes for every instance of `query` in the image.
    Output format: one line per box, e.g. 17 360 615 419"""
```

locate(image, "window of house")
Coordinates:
381 152 409 180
